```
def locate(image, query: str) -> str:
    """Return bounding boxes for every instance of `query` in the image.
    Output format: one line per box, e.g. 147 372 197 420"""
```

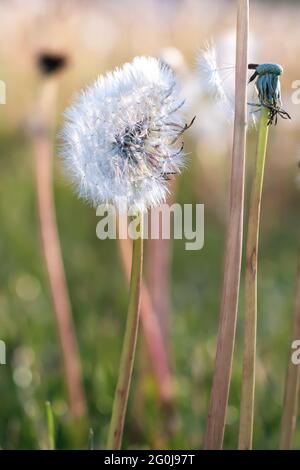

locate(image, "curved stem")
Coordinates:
33 80 87 418
107 212 143 450
239 106 269 450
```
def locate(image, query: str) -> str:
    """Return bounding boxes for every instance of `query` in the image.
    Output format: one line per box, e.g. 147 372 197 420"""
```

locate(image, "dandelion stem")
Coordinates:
107 212 143 450
204 0 249 449
239 106 269 450
280 248 300 449
33 79 87 418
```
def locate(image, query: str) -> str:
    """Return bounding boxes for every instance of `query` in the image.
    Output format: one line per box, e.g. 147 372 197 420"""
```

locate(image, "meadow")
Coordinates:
0 0 300 450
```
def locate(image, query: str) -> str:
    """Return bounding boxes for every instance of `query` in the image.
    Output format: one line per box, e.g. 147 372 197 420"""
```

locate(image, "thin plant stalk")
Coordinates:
107 212 143 450
239 107 269 450
204 0 249 450
147 236 171 339
117 230 173 405
46 401 55 450
118 212 173 400
33 79 87 418
147 183 176 343
88 428 94 450
280 249 300 449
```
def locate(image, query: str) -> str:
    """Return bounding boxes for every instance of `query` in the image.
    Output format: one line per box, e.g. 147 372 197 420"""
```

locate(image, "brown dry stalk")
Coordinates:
146 185 176 343
280 249 300 449
117 216 173 406
118 216 173 404
147 236 171 340
204 0 249 450
33 79 86 418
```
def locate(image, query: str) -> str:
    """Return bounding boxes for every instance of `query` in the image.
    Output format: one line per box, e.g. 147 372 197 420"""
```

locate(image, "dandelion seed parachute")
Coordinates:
197 44 234 118
197 34 260 125
61 56 189 212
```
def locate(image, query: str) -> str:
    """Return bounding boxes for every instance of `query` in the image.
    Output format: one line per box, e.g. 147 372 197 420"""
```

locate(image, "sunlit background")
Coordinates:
0 0 300 449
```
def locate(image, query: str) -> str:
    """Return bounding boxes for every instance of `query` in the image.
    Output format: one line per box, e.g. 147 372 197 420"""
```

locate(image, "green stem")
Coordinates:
46 401 55 450
239 106 269 450
107 212 143 450
280 247 300 449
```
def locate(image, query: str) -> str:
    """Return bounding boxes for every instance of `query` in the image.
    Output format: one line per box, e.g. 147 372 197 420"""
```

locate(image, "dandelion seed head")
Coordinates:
61 56 188 212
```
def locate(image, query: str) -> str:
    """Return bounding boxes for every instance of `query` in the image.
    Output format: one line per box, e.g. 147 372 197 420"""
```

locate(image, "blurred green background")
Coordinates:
0 0 300 449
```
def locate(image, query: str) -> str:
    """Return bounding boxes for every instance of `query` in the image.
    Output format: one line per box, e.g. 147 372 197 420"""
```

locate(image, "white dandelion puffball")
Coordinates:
61 56 189 212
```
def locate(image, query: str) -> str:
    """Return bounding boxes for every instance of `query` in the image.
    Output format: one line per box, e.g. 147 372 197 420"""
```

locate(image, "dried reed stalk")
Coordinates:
204 0 249 449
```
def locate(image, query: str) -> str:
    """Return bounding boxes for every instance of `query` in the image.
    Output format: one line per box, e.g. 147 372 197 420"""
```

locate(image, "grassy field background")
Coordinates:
0 0 300 449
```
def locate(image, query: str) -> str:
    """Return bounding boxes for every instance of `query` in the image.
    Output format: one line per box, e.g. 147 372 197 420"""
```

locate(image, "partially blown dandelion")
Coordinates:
248 63 291 125
239 63 291 449
61 56 191 212
61 56 191 449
